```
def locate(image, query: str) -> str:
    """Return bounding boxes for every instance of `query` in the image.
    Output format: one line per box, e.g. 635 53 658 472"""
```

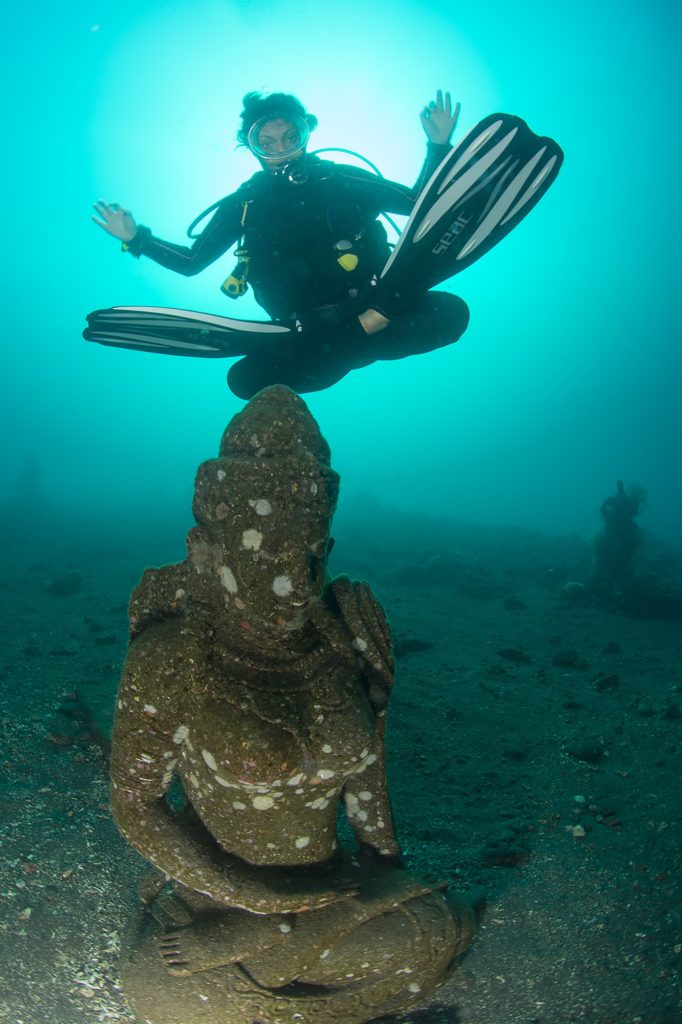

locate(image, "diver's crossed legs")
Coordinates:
226 291 469 398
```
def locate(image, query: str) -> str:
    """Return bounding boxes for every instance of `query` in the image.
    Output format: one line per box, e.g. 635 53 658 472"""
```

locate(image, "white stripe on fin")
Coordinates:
380 121 514 278
437 121 513 193
455 147 547 261
501 154 558 225
91 331 224 353
411 128 520 245
112 307 290 334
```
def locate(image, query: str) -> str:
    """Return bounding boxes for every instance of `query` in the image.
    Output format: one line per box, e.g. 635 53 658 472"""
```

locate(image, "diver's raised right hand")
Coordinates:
92 200 138 242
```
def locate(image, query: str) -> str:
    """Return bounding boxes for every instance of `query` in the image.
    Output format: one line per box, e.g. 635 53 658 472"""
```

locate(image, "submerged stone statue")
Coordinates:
111 385 474 1024
587 479 646 604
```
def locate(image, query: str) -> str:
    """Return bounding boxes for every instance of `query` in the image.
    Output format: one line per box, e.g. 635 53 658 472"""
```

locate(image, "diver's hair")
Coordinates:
237 92 318 146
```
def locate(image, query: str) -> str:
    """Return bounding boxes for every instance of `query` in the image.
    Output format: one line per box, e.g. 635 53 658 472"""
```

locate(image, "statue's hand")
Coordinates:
242 864 359 915
357 842 404 870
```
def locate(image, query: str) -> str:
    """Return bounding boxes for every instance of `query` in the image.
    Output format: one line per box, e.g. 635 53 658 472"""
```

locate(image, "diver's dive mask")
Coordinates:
247 114 311 164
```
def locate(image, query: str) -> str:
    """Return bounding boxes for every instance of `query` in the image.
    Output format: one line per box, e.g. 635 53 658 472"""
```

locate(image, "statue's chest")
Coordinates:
182 667 375 789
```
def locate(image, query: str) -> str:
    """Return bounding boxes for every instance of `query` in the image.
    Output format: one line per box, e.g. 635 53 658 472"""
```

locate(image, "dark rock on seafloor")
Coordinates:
568 741 608 764
497 647 532 664
594 673 620 693
45 570 82 596
394 636 435 658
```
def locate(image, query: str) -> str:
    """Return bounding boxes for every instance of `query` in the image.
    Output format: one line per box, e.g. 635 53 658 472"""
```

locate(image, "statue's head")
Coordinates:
189 386 339 635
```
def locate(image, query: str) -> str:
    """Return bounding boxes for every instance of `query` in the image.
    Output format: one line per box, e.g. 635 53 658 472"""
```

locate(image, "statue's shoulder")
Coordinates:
120 563 203 706
128 562 190 639
313 575 394 708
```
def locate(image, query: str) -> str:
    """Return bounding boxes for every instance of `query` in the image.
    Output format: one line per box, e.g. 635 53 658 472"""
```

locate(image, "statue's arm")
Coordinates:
319 576 402 860
343 722 401 862
110 626 354 913
110 627 252 904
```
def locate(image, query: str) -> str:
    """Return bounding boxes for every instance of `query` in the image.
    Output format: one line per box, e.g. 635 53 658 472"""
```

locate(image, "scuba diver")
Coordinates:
86 90 563 399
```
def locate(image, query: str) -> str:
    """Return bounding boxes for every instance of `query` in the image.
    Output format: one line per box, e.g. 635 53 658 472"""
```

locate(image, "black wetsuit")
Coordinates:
125 144 469 398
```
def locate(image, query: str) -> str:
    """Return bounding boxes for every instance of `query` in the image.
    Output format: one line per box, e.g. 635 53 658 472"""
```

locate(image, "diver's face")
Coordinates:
254 118 305 168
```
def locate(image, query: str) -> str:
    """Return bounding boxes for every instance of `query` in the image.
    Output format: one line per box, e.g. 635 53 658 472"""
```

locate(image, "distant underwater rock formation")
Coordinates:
111 385 474 1024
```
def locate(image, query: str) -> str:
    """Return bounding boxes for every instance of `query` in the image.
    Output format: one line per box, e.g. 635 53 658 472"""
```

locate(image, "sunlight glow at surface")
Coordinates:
2 0 681 542
91 0 496 280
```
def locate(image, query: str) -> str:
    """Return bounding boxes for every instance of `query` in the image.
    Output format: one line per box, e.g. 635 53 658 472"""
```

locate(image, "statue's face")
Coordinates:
191 459 336 634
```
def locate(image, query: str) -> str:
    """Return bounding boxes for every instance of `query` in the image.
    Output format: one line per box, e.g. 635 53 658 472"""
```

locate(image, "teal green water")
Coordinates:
2 0 680 543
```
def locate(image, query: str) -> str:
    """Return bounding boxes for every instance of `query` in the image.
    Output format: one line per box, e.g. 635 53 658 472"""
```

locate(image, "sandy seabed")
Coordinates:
1 508 680 1024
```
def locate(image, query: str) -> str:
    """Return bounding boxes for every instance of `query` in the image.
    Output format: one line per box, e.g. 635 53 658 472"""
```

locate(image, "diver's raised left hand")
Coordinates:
420 90 460 145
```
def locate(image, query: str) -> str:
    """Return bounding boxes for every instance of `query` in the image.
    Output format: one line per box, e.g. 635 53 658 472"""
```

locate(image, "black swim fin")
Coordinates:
83 306 292 358
374 112 563 309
